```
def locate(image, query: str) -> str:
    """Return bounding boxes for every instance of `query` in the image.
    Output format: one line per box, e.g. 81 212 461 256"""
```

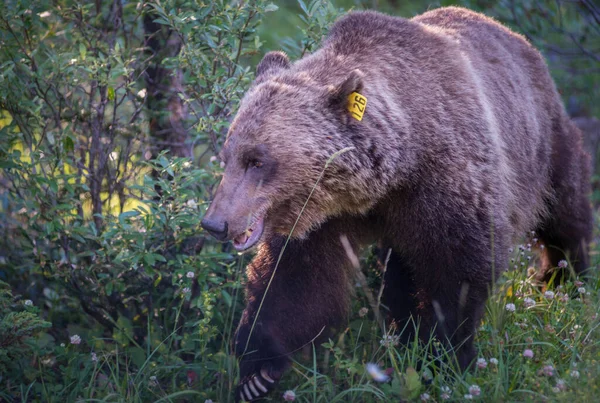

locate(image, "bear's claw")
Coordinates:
235 366 279 402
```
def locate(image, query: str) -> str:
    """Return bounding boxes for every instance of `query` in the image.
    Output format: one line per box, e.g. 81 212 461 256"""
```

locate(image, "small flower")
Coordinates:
366 363 389 382
505 303 516 312
555 379 567 392
523 349 534 359
24 299 33 306
523 297 535 308
220 161 226 169
489 357 499 365
469 385 481 396
570 370 580 378
560 293 570 303
420 393 430 401
358 307 368 317
91 352 98 362
283 390 296 401
542 365 554 376
380 334 400 347
558 260 568 269
182 287 191 294
440 386 452 400
70 335 81 345
476 358 487 369
574 280 584 287
544 291 555 299
527 267 536 277
186 271 195 279
209 155 218 163
578 287 586 294
60 343 65 347
137 88 147 99
464 394 473 400
149 375 158 387
185 199 198 209
204 400 214 403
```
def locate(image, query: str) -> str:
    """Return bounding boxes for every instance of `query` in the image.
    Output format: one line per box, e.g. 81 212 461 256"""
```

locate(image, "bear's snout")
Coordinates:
201 217 229 241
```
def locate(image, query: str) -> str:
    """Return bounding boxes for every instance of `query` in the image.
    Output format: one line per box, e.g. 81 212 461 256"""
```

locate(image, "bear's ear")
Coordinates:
256 51 290 81
328 69 365 121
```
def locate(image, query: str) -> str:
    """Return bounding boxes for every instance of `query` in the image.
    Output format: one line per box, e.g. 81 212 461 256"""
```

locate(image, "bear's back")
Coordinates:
319 8 565 237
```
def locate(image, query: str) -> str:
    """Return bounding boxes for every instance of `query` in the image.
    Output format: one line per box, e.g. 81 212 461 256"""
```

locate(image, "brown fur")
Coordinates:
201 7 592 401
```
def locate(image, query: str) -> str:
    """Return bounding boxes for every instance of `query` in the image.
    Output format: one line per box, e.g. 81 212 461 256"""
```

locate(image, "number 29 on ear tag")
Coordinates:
347 92 367 121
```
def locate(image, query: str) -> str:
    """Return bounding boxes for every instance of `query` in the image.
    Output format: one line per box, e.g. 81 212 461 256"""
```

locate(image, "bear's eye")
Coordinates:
248 159 263 169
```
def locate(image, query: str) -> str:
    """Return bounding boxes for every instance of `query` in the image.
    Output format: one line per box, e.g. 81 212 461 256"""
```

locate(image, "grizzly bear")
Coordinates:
201 7 592 401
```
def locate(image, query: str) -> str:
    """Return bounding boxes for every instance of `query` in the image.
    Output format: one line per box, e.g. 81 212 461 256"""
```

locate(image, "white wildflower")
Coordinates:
469 385 481 396
283 390 296 401
380 334 400 347
366 363 389 382
523 297 535 308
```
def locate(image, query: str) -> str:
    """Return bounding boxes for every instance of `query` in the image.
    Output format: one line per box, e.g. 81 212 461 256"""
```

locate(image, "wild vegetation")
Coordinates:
0 0 599 402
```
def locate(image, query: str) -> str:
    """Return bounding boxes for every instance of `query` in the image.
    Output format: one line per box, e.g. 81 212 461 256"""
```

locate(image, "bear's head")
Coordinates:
201 51 367 251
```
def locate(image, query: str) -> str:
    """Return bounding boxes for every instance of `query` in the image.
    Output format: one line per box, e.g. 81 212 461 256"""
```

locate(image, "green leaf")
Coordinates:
129 346 146 368
118 210 140 226
152 253 166 263
107 87 115 101
264 3 278 12
400 367 422 401
105 281 113 296
153 274 162 287
144 253 156 267
63 136 74 153
221 289 232 307
79 43 86 60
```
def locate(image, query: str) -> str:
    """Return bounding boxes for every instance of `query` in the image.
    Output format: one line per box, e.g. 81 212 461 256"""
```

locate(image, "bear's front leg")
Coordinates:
233 219 364 402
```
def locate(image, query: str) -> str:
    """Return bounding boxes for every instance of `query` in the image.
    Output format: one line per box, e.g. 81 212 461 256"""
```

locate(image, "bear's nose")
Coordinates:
201 218 229 241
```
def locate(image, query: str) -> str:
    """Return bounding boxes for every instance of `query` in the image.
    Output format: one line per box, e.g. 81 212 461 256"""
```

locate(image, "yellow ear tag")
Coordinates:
347 92 367 121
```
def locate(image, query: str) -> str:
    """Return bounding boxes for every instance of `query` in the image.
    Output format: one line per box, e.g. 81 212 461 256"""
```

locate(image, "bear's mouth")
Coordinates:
232 215 265 252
